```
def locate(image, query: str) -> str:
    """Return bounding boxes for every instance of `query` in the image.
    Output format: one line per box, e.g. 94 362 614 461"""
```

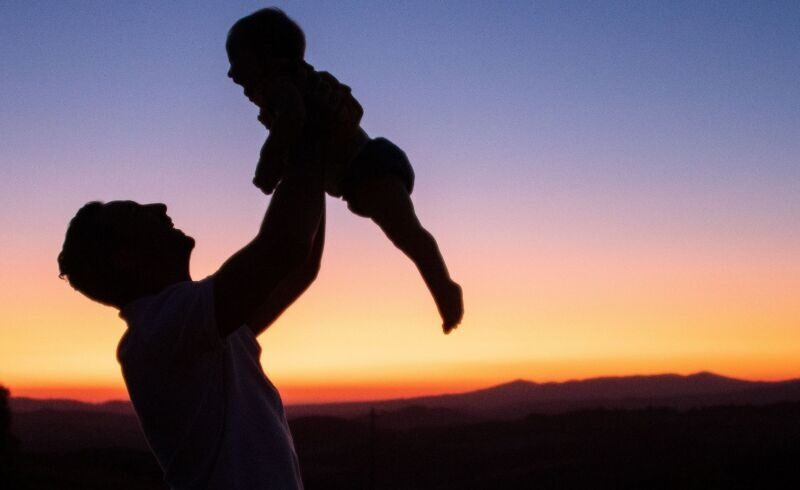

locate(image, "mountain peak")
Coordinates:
689 371 726 379
502 378 537 388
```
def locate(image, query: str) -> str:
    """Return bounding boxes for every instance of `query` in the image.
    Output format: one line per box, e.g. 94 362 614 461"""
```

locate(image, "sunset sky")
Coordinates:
1 1 798 404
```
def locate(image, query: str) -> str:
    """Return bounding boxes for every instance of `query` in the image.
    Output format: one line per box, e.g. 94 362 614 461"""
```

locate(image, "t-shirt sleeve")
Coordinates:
137 278 223 363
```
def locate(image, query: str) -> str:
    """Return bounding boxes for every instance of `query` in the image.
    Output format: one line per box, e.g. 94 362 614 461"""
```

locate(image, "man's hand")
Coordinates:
252 78 306 195
257 108 274 129
261 76 306 123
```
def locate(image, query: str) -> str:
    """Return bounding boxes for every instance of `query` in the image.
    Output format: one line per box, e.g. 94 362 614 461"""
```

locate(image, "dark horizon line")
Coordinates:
8 370 800 406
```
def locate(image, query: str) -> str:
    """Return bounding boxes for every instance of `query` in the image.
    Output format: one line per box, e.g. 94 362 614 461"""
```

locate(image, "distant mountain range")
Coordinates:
10 374 800 488
11 397 135 415
11 372 800 430
11 372 800 452
285 371 800 420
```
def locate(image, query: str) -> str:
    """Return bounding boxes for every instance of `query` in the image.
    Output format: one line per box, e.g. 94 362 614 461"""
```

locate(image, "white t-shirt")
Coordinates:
117 278 303 490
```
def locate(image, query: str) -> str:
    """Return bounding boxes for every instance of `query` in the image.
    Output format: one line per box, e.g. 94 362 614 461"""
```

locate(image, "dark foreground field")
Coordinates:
5 402 800 489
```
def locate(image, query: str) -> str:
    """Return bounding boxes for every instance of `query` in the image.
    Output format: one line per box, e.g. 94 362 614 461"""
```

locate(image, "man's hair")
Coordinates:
58 201 130 306
227 7 306 60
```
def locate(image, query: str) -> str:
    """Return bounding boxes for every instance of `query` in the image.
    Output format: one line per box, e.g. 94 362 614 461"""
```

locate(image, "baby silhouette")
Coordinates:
227 8 463 332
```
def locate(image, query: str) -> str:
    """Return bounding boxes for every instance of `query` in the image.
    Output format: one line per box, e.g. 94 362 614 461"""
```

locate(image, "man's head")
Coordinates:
58 201 195 308
226 8 305 107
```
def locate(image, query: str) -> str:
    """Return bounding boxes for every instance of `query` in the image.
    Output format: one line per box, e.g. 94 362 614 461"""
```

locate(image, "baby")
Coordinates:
226 8 463 332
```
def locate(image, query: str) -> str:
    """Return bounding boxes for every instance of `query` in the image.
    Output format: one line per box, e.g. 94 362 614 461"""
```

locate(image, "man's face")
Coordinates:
99 201 194 269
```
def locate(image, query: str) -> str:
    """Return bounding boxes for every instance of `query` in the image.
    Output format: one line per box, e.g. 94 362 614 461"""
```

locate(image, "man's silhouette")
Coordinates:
57 81 359 489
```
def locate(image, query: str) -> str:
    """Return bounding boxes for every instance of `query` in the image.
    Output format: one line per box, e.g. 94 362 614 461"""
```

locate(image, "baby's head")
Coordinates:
226 8 305 107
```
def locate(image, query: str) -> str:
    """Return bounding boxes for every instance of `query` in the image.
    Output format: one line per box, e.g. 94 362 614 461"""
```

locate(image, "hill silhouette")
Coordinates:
286 371 800 419
13 403 800 489
292 402 800 490
10 372 800 452
8 373 800 489
12 372 800 424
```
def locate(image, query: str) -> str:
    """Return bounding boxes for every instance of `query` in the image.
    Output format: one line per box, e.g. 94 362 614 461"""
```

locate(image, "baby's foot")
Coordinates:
434 280 463 334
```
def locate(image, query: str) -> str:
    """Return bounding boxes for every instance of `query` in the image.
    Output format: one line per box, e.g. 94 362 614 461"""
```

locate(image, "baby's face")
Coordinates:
227 45 278 109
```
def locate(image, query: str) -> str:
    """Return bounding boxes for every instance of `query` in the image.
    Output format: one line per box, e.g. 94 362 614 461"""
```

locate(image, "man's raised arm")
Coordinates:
244 208 325 336
213 75 362 338
212 139 325 338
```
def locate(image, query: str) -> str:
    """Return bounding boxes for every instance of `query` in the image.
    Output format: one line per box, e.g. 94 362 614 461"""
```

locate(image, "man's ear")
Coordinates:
111 247 141 277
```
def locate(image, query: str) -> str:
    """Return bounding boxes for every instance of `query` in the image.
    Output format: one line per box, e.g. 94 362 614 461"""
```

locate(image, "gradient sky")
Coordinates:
1 1 799 403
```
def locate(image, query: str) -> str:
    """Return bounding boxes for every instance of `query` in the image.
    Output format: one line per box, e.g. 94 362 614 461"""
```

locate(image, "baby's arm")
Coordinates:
348 176 463 333
252 78 306 194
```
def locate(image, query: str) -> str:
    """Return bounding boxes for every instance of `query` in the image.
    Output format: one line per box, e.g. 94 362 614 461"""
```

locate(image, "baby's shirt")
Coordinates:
260 64 368 196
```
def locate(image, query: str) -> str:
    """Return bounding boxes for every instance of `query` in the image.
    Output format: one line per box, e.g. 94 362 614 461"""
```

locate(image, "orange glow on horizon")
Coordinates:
3 243 799 406
8 357 800 405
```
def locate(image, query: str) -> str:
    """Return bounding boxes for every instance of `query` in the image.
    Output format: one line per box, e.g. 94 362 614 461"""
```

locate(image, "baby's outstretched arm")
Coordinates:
348 176 463 333
252 78 306 194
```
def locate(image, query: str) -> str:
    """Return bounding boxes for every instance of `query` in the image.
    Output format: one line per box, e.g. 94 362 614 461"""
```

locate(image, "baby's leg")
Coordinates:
347 176 463 332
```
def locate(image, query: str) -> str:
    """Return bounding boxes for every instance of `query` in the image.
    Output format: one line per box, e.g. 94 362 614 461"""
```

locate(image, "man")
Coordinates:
58 80 360 489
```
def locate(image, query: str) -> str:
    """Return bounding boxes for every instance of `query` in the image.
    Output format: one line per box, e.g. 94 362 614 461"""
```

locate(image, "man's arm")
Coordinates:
245 207 325 335
213 139 325 338
214 75 361 338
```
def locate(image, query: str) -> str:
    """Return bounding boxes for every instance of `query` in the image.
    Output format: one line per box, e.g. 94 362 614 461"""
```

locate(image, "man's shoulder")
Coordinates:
122 278 212 319
117 277 218 362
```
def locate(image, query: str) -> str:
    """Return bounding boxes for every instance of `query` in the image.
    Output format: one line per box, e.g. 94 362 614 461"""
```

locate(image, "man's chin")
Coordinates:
171 230 195 256
183 235 196 251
